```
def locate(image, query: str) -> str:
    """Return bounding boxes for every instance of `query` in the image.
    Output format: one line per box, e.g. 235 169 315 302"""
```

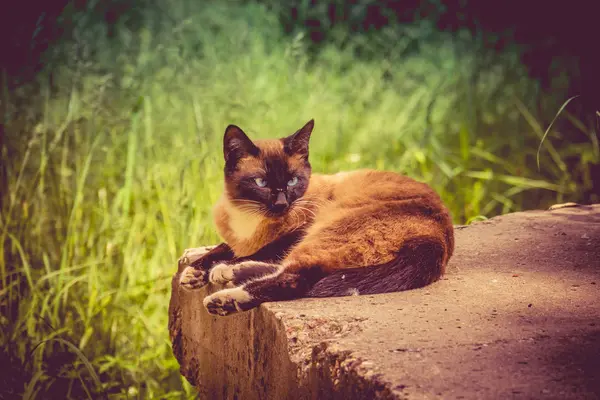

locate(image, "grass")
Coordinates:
1 1 598 398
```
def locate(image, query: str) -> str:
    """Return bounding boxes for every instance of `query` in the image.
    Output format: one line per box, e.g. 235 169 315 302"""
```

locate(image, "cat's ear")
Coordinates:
283 119 314 159
223 125 259 169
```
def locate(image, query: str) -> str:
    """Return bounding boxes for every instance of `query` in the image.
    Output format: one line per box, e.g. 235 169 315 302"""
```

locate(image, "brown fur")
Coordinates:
183 120 455 316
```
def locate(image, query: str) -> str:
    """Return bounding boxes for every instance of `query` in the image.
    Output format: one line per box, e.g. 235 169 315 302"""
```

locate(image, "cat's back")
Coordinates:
316 169 445 209
306 169 454 262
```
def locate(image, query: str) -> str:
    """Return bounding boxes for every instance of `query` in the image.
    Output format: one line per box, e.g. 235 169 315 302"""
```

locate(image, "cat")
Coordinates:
178 119 454 316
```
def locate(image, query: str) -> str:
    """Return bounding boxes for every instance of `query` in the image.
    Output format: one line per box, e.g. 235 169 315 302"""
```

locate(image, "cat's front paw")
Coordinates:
203 287 256 316
179 266 207 290
208 263 235 285
178 246 215 268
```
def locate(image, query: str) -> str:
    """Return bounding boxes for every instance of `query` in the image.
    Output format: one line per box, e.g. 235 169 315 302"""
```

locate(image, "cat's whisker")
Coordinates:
292 199 317 208
232 199 272 217
235 204 260 209
292 202 317 213
232 199 263 207
289 208 299 230
289 208 297 226
294 198 325 211
292 205 317 220
291 208 307 231
236 206 269 218
295 208 305 229
296 206 316 218
235 205 261 213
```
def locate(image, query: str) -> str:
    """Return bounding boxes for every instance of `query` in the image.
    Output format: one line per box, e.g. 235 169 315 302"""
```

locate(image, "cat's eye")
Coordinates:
254 178 267 187
287 176 299 187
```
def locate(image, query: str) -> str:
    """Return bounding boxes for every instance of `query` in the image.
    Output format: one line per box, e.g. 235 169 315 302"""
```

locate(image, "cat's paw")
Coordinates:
208 263 235 285
203 287 255 316
208 261 281 286
178 246 215 268
179 266 207 290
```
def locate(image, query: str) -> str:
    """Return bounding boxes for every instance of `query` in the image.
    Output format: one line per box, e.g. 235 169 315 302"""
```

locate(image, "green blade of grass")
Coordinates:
30 338 106 399
536 95 580 170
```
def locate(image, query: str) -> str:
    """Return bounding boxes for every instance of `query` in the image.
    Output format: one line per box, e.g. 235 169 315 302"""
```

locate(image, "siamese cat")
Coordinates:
179 120 454 316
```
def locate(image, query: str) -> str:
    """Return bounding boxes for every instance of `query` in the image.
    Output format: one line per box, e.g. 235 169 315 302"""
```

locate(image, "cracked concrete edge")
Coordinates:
298 342 400 400
277 311 401 398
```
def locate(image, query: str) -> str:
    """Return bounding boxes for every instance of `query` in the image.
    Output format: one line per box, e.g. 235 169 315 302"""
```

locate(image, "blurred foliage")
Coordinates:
1 1 598 398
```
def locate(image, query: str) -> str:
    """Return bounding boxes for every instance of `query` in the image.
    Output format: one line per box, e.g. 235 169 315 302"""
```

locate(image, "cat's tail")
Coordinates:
306 236 449 297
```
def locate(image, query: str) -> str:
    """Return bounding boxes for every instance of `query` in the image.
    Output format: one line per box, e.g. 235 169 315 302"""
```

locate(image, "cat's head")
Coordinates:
222 120 314 218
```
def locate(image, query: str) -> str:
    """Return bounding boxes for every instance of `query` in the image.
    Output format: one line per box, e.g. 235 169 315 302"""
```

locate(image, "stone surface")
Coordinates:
169 204 600 400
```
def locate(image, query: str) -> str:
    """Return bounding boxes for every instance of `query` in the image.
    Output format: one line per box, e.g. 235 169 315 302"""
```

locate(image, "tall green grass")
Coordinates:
1 1 598 398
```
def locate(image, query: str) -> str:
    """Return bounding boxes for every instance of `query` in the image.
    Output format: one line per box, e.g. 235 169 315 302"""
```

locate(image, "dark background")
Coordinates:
2 1 599 110
2 0 599 196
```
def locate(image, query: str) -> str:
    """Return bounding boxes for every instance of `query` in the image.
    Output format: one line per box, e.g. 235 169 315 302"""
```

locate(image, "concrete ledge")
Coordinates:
169 204 600 399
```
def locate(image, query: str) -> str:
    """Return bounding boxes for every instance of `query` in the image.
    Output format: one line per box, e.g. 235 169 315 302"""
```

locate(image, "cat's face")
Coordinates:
222 120 314 218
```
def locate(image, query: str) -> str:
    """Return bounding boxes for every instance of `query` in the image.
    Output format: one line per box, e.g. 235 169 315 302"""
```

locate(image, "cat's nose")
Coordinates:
272 192 288 213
